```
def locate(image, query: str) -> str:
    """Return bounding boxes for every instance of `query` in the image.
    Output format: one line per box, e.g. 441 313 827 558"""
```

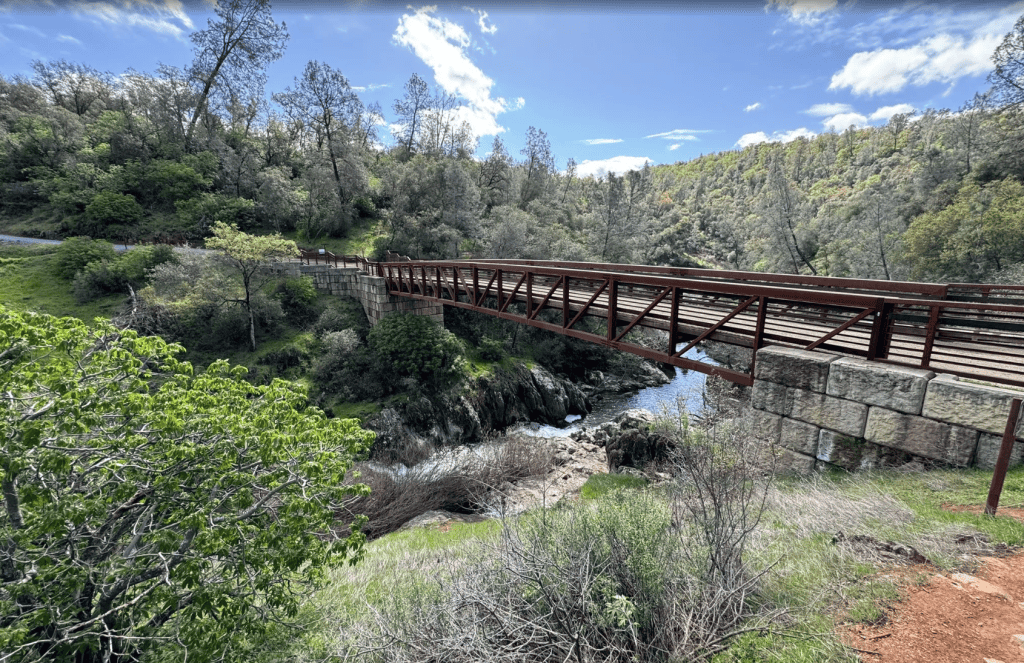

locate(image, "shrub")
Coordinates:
85 191 144 227
368 314 464 385
53 236 117 280
71 245 178 303
274 276 319 319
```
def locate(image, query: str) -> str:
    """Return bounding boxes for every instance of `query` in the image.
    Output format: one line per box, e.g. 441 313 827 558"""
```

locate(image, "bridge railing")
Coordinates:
374 260 1024 388
297 248 380 275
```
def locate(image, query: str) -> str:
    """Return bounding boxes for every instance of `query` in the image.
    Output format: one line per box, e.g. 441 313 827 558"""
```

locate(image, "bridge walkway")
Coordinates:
297 251 1024 389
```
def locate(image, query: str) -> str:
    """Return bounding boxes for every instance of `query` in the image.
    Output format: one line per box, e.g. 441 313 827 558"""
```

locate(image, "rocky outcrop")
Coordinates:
571 409 675 472
579 361 670 398
366 363 590 458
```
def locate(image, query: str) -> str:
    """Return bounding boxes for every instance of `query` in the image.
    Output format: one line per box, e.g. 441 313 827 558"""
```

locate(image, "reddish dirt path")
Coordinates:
842 507 1024 663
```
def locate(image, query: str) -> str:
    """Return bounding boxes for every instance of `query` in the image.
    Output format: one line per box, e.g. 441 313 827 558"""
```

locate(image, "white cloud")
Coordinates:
830 32 1003 95
868 103 916 122
668 143 683 151
577 156 652 179
464 7 497 34
9 23 45 38
57 33 83 44
69 1 194 41
803 102 853 116
644 129 708 140
736 127 816 148
822 112 867 132
351 83 390 92
744 102 761 112
767 0 838 24
393 6 516 138
583 138 623 145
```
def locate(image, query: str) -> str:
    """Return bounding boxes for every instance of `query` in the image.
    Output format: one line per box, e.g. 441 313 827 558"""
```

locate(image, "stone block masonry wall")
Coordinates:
749 346 1024 473
271 262 444 327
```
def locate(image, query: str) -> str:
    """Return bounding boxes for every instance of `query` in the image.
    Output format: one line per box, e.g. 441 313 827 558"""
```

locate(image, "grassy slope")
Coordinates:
0 245 124 321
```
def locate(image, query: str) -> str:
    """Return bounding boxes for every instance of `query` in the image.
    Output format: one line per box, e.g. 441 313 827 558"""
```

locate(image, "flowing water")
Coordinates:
515 346 719 438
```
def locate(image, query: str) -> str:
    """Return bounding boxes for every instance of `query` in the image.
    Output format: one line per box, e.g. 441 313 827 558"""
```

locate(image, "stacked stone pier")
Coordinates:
273 262 444 326
749 346 1024 473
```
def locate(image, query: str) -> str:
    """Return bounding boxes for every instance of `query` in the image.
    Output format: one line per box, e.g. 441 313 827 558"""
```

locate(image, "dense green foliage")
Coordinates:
0 305 373 663
367 313 464 385
52 236 117 280
4 9 1024 284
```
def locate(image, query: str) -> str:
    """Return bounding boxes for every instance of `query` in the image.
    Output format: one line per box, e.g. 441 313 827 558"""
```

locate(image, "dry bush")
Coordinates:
340 434 553 539
341 411 784 662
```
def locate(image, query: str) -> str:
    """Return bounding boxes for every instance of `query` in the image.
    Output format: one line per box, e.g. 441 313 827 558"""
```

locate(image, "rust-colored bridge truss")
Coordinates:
299 250 1024 388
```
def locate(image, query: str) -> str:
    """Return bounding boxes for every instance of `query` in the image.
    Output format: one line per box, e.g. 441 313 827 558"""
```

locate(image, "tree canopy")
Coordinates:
0 306 372 663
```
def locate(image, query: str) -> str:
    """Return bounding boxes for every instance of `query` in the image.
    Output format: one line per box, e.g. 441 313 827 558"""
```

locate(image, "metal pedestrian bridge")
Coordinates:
299 250 1024 389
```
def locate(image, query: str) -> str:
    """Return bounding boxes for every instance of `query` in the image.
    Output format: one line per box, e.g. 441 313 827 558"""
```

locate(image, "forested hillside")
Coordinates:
2 1 1023 284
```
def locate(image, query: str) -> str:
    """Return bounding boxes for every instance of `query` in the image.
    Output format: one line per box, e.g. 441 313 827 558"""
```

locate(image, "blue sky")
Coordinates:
1 0 1021 177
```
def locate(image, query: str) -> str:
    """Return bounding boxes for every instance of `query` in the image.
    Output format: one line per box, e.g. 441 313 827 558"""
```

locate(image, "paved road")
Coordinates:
0 234 209 254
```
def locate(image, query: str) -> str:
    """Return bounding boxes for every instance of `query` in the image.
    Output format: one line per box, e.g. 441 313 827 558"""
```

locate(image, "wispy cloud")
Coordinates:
8 23 45 38
736 127 815 148
869 103 915 122
644 129 709 141
766 0 839 25
352 83 390 92
582 138 623 145
668 143 683 151
577 156 652 178
744 102 762 112
464 6 497 35
57 33 82 44
803 102 853 116
394 6 517 138
69 0 195 41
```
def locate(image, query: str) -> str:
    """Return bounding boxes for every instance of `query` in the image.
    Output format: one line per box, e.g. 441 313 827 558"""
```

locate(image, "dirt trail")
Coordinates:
843 507 1024 663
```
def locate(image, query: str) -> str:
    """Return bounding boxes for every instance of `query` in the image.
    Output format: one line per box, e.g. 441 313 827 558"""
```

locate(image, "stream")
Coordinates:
515 346 719 438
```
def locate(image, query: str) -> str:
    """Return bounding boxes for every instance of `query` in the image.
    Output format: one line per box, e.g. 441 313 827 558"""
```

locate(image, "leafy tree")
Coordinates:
30 59 113 117
989 12 1024 108
274 60 367 226
519 125 555 207
186 0 289 146
0 306 372 663
391 73 432 155
368 313 463 386
205 221 298 350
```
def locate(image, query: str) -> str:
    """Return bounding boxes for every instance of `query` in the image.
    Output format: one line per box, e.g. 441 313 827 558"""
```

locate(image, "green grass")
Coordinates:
331 400 382 422
580 472 649 499
280 217 385 256
0 246 124 322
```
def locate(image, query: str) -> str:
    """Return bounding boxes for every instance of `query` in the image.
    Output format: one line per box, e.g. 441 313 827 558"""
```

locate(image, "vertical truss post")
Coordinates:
563 276 570 328
920 305 940 368
497 269 503 310
435 265 442 300
668 287 679 355
472 267 479 306
749 296 768 380
607 279 618 341
526 272 533 319
867 300 893 360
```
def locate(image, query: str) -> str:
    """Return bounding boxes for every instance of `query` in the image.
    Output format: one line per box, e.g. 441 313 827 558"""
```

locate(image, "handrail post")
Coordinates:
667 286 679 355
526 272 533 319
985 398 1022 516
563 276 570 329
607 279 618 341
866 300 893 361
749 296 768 380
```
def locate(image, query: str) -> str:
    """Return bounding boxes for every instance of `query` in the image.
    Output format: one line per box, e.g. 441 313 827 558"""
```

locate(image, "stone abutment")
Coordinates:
748 346 1024 473
273 262 444 327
